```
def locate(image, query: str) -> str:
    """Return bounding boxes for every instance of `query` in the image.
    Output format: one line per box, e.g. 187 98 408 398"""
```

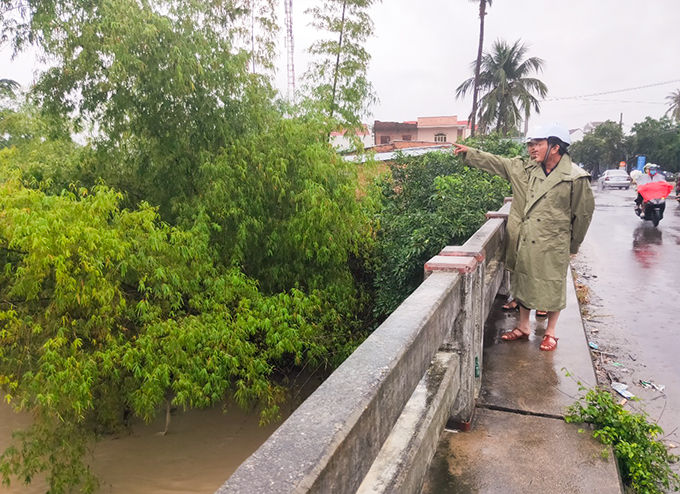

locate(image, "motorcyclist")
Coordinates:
634 163 664 216
629 169 643 185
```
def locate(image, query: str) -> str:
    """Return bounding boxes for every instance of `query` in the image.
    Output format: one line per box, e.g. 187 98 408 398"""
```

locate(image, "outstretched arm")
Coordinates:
457 146 518 183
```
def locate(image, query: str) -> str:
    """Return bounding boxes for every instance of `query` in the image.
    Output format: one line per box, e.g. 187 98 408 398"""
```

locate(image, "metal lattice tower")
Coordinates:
284 0 296 102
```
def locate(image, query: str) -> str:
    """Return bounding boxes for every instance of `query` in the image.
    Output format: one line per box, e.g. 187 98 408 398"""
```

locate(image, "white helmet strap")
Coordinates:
540 141 558 165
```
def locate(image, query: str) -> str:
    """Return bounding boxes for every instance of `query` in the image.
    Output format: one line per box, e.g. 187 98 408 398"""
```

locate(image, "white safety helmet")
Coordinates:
525 123 572 146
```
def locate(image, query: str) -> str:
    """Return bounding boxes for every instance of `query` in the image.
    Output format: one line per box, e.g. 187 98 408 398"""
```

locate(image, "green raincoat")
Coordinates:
463 148 595 312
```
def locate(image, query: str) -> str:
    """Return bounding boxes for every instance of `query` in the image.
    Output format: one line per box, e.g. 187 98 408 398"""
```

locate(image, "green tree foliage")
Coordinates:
247 0 280 73
569 118 680 175
0 1 379 488
456 39 547 136
0 170 347 492
0 0 374 299
196 117 370 297
0 101 87 192
569 134 603 174
0 97 376 494
629 117 680 173
570 120 626 175
372 143 513 317
1 0 279 220
302 0 379 130
462 132 525 159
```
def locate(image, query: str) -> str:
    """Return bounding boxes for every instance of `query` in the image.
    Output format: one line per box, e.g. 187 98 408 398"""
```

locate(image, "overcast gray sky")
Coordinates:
279 0 680 133
3 0 680 135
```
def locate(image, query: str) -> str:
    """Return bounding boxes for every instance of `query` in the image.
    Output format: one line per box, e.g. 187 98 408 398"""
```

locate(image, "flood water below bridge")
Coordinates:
0 375 322 494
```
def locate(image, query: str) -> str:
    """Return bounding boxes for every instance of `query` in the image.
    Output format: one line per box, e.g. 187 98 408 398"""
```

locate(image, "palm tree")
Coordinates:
456 39 548 136
468 0 492 137
666 89 680 121
0 79 20 98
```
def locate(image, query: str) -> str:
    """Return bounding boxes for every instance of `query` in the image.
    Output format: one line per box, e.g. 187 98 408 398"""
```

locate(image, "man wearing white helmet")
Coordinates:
452 123 595 351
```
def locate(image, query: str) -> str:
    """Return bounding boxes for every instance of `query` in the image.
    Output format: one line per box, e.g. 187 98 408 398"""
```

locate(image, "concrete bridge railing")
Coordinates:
216 199 512 494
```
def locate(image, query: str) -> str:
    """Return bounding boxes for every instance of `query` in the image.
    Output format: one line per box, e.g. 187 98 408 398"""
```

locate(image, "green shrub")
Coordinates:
372 150 510 317
566 386 680 494
462 132 526 159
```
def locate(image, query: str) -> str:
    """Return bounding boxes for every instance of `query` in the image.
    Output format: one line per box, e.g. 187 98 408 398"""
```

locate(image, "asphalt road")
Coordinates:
573 183 680 452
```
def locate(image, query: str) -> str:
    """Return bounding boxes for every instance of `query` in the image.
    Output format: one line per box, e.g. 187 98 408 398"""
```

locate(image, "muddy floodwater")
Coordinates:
1 376 322 493
574 184 680 454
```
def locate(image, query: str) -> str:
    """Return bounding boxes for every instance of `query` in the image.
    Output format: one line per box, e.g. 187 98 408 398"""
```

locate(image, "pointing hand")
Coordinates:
452 142 468 155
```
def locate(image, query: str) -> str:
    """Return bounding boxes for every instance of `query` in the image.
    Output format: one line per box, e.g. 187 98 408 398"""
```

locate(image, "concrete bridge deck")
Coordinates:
421 270 623 494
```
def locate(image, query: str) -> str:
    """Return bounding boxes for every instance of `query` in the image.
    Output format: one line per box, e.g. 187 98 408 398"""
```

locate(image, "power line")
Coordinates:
542 79 680 102
565 98 667 105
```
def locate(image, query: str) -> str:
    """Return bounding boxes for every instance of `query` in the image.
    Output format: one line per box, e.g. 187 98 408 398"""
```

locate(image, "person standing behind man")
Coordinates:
452 124 595 351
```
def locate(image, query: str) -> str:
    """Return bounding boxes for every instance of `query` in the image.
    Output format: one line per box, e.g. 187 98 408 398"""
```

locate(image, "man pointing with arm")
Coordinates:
452 124 595 351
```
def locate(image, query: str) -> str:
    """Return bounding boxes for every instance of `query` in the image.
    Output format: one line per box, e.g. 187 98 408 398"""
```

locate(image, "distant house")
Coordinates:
373 121 418 145
568 121 606 143
415 116 470 143
330 125 373 151
373 116 471 146
569 128 584 142
582 121 604 134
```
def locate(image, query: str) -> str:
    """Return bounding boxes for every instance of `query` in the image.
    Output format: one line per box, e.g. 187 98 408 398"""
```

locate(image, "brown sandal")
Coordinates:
540 334 559 351
502 300 519 312
536 310 548 318
501 328 530 341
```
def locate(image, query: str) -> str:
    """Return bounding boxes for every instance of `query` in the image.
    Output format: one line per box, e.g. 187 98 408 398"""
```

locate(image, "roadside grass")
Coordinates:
571 264 591 318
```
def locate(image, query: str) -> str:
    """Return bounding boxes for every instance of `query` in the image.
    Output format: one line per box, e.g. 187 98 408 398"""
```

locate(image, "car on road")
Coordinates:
598 169 632 190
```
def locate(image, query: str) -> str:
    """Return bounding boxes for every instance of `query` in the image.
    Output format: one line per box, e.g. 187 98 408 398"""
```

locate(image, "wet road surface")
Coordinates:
574 184 680 451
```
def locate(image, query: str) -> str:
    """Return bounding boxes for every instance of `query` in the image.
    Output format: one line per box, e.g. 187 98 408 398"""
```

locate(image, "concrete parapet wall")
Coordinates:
356 351 461 494
215 201 510 494
217 272 463 494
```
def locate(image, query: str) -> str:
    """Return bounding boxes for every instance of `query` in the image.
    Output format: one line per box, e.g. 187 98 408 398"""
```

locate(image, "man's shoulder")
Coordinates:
569 163 591 180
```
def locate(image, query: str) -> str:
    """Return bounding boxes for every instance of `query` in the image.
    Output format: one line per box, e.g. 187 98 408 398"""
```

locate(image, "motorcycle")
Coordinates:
635 180 673 227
